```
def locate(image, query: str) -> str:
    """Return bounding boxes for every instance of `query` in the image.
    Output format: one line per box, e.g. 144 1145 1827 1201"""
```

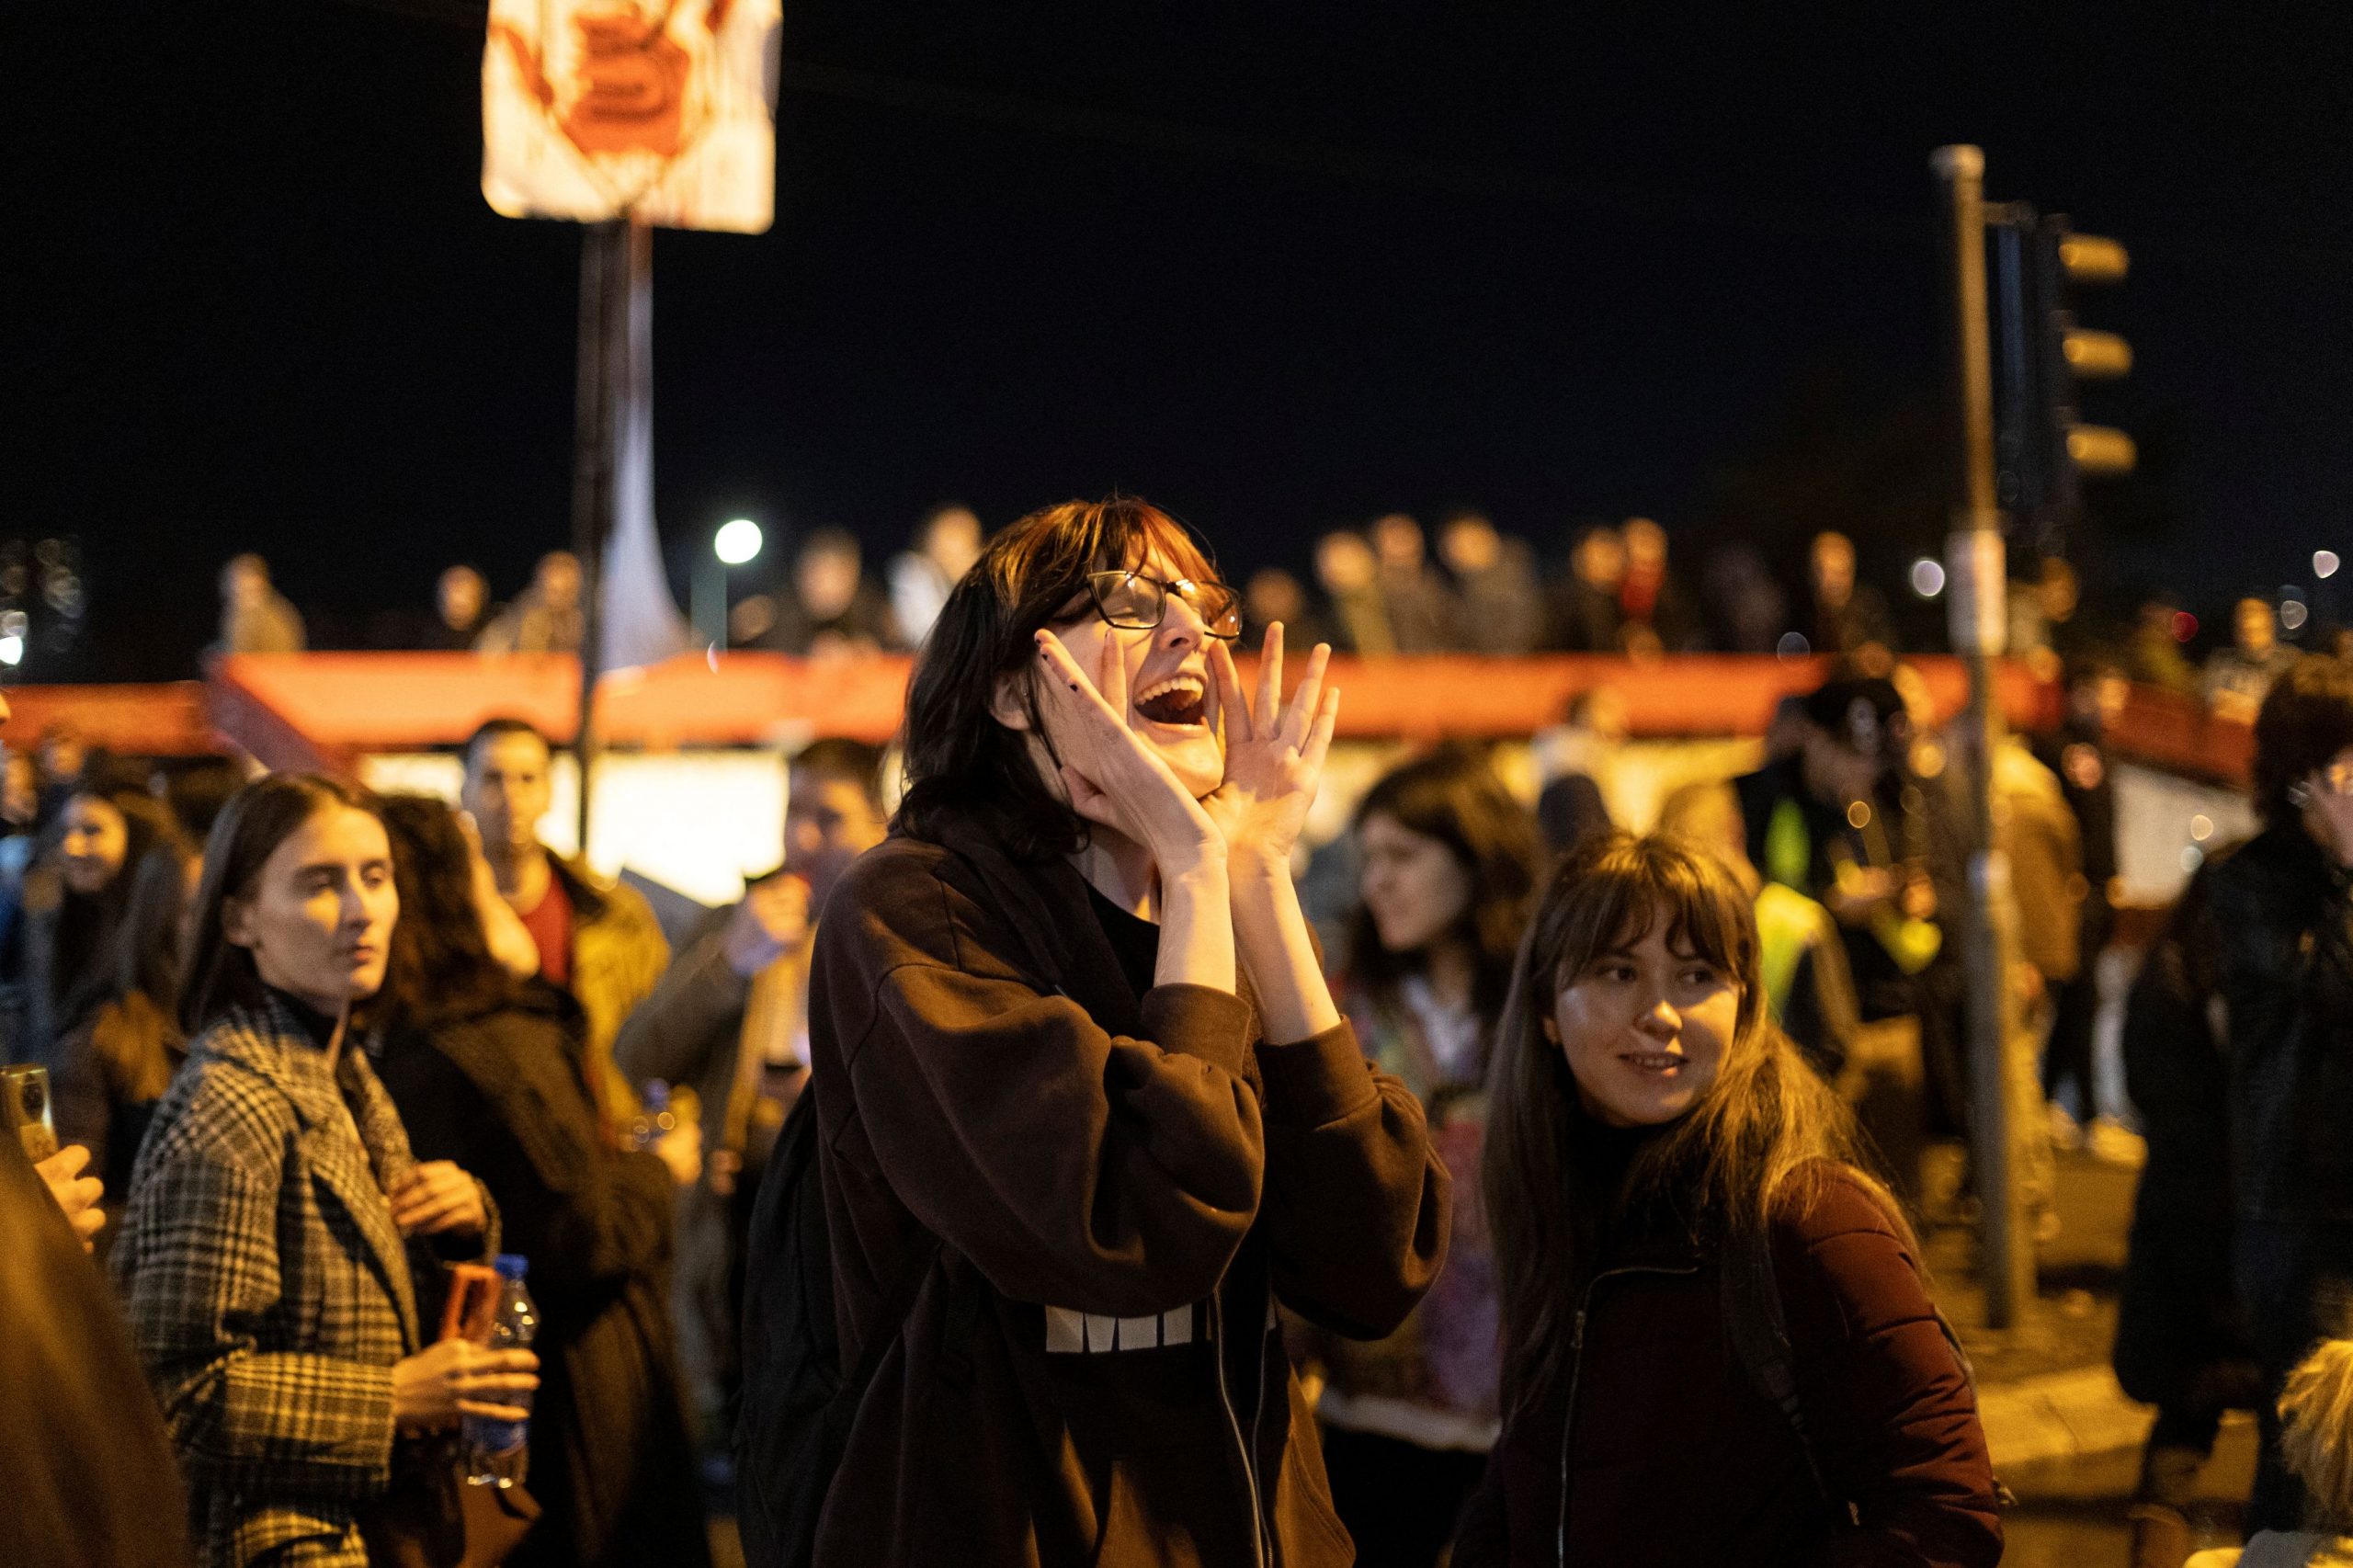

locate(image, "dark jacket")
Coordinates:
374 984 710 1568
0 1127 192 1568
1453 1169 2002 1568
2113 849 2255 1409
807 818 1450 1567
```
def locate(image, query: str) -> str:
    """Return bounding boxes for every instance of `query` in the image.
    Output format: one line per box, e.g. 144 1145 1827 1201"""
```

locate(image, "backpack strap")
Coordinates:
1720 1199 2016 1525
1720 1235 1857 1528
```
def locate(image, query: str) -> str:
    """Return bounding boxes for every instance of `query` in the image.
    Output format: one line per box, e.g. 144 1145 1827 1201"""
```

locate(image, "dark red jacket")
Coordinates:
807 823 1450 1567
1454 1169 2002 1567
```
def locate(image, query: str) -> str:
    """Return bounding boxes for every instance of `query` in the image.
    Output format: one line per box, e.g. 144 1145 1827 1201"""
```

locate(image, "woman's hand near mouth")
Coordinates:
1034 629 1222 872
1200 624 1338 871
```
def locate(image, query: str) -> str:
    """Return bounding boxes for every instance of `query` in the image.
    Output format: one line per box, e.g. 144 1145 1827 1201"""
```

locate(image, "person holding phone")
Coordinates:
114 774 538 1568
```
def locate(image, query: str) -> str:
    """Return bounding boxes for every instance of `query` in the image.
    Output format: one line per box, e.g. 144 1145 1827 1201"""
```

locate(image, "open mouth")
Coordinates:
1619 1052 1684 1074
1134 675 1208 728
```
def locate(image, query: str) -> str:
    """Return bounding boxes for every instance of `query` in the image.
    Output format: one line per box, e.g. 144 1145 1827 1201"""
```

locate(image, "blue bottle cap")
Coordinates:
494 1254 529 1279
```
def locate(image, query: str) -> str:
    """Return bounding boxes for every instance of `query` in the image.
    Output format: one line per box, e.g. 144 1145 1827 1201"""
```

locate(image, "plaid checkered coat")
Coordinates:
114 997 494 1568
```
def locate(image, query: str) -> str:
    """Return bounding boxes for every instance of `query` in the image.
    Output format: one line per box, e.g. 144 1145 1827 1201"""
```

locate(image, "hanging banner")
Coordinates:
482 0 782 234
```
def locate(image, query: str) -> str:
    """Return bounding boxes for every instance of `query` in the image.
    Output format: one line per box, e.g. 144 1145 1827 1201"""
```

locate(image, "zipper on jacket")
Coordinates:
1554 1263 1699 1568
1211 1292 1268 1568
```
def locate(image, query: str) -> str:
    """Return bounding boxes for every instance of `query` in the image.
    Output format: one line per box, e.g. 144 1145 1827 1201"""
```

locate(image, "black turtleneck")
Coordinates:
267 987 342 1052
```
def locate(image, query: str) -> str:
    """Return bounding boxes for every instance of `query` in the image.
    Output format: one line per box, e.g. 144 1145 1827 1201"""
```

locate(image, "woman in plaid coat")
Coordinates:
114 776 538 1568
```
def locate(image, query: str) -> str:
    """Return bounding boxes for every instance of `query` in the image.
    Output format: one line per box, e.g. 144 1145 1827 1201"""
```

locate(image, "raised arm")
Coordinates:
1206 629 1449 1338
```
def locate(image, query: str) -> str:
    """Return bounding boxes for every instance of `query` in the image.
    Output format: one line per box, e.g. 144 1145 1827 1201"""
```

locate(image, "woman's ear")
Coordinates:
988 669 1035 733
221 896 257 952
1540 1014 1561 1044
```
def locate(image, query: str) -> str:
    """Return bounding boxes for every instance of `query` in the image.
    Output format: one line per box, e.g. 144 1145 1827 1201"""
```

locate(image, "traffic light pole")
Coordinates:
1933 145 2034 1332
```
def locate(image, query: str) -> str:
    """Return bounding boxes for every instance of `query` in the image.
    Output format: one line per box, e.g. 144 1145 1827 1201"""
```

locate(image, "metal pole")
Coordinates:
1933 144 2033 1331
569 219 641 853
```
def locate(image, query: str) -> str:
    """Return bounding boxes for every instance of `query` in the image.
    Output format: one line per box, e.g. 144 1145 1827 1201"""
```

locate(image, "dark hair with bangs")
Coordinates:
1481 831 1900 1418
1345 744 1543 1026
2254 655 2353 828
894 495 1221 862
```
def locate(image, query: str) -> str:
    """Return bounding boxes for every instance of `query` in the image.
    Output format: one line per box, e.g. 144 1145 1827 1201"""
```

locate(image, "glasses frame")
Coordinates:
1079 570 1244 642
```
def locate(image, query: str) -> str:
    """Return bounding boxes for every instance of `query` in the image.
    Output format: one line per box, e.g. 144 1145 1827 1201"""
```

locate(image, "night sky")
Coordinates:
13 2 2352 679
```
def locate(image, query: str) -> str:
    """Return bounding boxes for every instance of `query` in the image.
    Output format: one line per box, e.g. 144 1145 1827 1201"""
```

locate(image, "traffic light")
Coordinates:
1989 205 2133 552
2036 218 2135 483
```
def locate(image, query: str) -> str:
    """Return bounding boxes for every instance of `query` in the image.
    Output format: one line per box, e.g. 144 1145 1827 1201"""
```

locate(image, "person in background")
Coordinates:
1245 565 1335 651
1532 685 1627 858
460 718 670 1122
214 553 306 656
1655 778 1859 1080
2120 656 2353 1539
1616 517 1701 653
2186 1339 2353 1568
888 504 983 651
2131 598 2202 698
479 550 586 655
1701 542 1790 653
1437 511 1543 655
428 564 492 652
17 782 188 1067
50 838 199 1257
1314 528 1395 656
1544 525 1625 653
764 528 900 655
1454 834 2003 1566
153 756 251 846
613 737 891 1471
116 774 535 1568
2205 597 2302 723
1807 529 1895 665
1371 512 1457 653
370 795 709 1568
2035 658 2143 1164
2116 824 2264 1568
1736 678 1949 1081
1302 746 1541 1568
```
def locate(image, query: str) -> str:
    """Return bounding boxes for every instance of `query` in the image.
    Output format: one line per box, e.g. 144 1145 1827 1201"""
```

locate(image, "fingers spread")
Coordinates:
1283 643 1332 748
1303 686 1341 774
1255 621 1285 729
1210 639 1250 746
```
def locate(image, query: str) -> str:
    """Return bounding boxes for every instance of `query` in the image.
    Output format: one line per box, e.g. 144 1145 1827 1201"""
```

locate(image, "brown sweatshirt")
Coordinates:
805 817 1450 1567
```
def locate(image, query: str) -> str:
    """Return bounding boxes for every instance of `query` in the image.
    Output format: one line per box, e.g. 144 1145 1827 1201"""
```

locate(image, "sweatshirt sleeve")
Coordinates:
1255 1022 1449 1339
1777 1176 2004 1568
822 862 1267 1319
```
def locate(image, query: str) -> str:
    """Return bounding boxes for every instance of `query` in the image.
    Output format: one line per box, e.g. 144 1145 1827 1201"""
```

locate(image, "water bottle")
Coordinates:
463 1255 539 1489
626 1081 677 1152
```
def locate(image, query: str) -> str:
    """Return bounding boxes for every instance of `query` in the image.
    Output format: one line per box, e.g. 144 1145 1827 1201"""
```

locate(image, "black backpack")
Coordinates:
735 1076 936 1568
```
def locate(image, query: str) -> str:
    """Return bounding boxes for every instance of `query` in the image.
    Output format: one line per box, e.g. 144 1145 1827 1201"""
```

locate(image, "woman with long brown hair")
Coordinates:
1455 832 2001 1566
1301 746 1540 1568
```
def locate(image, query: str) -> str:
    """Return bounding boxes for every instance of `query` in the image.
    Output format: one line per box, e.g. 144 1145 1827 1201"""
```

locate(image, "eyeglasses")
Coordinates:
1077 570 1244 642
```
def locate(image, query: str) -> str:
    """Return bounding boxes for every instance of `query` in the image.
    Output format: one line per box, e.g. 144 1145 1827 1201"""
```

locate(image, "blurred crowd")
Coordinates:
213 506 2327 729
17 494 2347 1568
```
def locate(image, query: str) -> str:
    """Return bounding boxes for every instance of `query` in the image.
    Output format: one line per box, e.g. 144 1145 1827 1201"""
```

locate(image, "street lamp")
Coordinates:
716 517 763 566
696 517 766 650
